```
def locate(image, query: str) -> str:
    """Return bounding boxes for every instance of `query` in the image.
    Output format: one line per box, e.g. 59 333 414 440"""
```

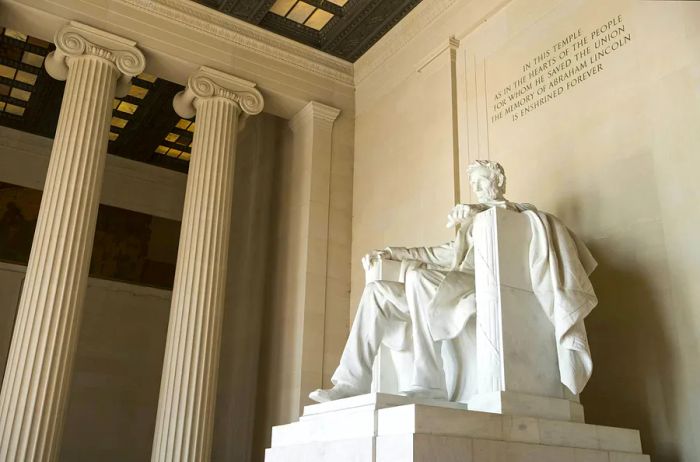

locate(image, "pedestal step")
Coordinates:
376 434 650 462
266 393 650 462
468 390 585 423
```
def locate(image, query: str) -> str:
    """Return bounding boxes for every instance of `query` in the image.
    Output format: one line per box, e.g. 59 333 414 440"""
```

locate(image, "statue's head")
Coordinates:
467 160 506 203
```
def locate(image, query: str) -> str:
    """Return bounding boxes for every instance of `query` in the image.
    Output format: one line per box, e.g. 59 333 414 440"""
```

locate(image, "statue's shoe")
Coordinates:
308 383 361 403
402 386 447 400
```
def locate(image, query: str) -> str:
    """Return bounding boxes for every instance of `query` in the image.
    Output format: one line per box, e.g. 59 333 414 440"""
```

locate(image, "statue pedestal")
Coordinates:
467 390 584 423
265 393 649 462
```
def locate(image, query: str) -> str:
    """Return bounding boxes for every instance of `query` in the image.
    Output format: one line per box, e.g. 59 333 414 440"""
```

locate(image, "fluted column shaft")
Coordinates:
0 22 144 462
152 67 264 462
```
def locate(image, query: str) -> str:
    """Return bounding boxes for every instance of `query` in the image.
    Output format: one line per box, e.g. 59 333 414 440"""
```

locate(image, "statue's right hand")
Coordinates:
362 249 390 272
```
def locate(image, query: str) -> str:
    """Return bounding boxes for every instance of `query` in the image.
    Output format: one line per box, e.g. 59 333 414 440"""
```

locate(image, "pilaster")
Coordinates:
289 101 341 413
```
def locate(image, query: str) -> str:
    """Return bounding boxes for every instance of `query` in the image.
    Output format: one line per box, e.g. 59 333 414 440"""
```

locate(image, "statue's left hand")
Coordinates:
362 249 391 272
447 204 476 228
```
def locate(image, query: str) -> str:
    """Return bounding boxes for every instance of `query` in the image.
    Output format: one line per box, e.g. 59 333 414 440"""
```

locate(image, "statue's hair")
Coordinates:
467 160 506 192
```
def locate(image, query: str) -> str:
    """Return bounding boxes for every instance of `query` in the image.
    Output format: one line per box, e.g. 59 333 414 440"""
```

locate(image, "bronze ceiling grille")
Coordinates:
0 30 48 118
194 0 423 62
106 75 191 173
0 27 192 174
0 28 61 136
105 73 194 173
155 118 196 162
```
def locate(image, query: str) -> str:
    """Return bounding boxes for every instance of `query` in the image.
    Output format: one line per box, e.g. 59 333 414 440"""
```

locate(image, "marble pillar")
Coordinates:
0 22 145 462
151 67 264 462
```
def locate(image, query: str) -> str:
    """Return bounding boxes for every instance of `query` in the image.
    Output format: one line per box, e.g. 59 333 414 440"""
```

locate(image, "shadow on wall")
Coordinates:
582 241 679 462
212 114 280 462
551 194 680 461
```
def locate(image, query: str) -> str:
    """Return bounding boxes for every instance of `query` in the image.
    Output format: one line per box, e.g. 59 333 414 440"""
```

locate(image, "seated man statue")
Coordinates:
309 160 598 403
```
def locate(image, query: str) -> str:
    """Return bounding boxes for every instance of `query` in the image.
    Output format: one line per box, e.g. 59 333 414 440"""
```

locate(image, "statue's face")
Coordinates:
469 167 503 203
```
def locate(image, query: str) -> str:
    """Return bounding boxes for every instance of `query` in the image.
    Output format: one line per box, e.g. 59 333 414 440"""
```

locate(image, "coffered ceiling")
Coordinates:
191 0 424 62
0 27 192 173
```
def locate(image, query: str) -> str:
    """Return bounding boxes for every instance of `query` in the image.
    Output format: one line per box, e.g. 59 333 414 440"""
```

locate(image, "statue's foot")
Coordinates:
402 386 447 400
308 383 361 403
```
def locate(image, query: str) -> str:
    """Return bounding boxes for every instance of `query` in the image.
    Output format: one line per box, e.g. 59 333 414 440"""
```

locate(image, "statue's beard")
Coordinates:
476 185 503 203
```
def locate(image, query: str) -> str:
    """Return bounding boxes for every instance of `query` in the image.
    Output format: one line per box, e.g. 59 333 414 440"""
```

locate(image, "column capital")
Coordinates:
173 66 264 120
44 21 146 97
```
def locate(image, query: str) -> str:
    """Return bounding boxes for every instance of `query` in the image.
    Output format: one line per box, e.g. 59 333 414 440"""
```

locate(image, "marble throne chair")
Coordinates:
366 207 584 422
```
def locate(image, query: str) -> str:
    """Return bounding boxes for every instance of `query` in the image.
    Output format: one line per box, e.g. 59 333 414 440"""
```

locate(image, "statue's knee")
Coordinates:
405 268 427 286
362 281 387 303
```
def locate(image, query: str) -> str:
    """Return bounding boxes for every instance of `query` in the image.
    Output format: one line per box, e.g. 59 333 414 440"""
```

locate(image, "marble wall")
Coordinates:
353 0 700 460
0 181 181 288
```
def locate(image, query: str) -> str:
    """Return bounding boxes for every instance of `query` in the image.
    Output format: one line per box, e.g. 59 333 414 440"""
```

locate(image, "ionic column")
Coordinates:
152 67 264 461
0 22 145 461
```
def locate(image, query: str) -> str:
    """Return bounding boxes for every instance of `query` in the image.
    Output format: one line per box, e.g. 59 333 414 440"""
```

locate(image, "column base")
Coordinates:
467 391 585 423
265 392 649 462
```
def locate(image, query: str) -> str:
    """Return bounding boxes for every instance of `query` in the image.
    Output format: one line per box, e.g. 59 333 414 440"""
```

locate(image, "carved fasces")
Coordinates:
473 208 503 393
44 21 146 96
172 66 264 122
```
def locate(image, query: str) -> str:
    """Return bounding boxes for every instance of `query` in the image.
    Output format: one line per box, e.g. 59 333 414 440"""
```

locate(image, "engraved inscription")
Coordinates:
490 14 632 123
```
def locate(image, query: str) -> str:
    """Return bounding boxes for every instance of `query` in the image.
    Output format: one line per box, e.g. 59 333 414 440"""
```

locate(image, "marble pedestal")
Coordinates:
265 393 650 462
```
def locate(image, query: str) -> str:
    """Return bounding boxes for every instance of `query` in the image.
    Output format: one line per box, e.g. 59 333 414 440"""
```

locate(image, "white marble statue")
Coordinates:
309 160 598 403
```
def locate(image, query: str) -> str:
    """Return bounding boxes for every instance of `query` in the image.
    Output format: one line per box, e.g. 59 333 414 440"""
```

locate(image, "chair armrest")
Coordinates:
364 259 402 285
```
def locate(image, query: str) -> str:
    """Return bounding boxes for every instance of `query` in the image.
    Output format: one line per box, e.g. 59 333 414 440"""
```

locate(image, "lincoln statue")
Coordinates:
310 160 598 403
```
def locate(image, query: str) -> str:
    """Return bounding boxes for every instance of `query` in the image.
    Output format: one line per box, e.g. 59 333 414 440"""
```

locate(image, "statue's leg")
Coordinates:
404 268 448 398
313 281 408 401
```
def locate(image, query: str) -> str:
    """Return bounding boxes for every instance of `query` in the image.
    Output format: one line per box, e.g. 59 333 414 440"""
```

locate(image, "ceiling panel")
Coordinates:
194 0 423 62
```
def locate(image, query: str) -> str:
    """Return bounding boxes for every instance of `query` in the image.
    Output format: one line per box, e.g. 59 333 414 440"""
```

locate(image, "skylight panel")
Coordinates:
111 116 128 128
287 1 315 23
270 0 296 16
4 104 24 116
306 9 333 30
269 0 337 31
117 101 138 114
0 28 49 119
20 51 44 68
15 71 37 85
0 65 16 79
107 73 157 144
154 118 195 161
10 88 30 102
128 85 148 99
3 29 27 42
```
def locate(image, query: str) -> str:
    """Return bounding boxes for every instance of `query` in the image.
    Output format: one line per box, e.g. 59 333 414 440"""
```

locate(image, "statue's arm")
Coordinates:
385 242 455 269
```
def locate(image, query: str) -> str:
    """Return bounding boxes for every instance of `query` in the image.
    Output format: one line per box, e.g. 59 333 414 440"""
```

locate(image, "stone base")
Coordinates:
265 393 650 462
467 391 585 423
